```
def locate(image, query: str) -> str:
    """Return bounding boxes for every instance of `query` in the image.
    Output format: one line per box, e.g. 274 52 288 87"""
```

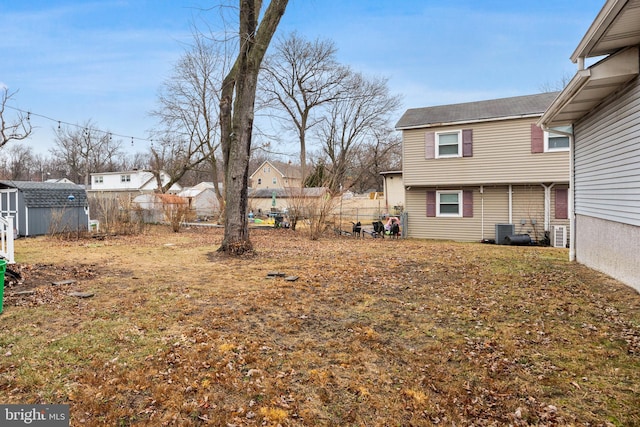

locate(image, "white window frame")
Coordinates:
544 131 570 152
436 190 462 217
120 174 131 183
272 177 277 185
435 130 462 158
94 176 103 184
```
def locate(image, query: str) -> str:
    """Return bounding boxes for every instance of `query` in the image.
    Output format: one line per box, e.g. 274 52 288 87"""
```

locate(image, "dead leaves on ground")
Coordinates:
0 226 639 426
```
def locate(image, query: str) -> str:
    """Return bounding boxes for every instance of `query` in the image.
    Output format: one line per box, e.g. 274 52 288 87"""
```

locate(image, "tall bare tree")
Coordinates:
0 88 33 149
218 0 288 255
0 144 34 180
350 129 402 193
50 120 123 186
150 35 224 196
318 73 402 193
260 32 349 184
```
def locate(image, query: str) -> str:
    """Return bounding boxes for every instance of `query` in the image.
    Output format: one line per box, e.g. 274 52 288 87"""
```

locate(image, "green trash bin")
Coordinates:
0 259 6 314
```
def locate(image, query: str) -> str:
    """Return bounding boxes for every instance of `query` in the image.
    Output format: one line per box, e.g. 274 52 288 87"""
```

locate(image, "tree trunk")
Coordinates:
218 0 288 255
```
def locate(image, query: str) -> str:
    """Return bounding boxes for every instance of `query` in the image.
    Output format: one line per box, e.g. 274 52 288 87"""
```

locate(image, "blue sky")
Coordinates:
1 0 604 155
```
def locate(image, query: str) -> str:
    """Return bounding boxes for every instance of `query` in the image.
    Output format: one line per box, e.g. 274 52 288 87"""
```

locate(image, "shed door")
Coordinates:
0 189 19 229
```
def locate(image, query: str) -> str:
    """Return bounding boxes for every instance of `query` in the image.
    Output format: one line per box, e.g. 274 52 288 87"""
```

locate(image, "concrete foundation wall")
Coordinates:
576 214 640 293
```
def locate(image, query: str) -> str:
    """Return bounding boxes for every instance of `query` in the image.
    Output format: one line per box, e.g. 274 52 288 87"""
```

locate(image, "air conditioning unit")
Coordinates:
552 225 567 248
495 223 515 245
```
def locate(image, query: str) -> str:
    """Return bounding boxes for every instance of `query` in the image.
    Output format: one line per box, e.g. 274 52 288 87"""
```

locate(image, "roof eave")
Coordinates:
570 0 628 62
396 113 544 131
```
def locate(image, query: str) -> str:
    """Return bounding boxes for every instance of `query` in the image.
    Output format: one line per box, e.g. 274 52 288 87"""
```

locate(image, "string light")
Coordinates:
4 104 153 146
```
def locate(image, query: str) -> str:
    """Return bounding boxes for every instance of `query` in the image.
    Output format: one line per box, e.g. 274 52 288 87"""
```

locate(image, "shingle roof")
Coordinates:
395 92 560 129
249 187 327 198
0 181 87 208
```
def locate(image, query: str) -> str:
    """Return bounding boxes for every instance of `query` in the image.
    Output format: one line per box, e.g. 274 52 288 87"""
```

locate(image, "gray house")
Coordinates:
0 181 89 237
539 0 640 292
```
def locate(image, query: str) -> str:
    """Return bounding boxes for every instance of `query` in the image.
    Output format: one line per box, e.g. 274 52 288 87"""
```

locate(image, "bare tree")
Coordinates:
0 88 33 150
150 35 224 196
50 120 124 186
350 129 402 193
317 72 402 193
260 32 349 184
218 0 288 255
5 144 35 180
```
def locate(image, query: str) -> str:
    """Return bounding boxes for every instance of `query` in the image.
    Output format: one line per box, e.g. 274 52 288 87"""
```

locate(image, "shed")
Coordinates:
0 181 89 237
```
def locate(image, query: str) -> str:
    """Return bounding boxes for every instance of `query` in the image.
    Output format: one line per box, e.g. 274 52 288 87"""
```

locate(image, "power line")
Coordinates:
4 104 152 146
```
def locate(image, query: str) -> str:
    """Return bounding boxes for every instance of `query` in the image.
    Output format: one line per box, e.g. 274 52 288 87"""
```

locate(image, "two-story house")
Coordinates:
539 0 640 291
249 160 302 190
396 92 570 244
88 170 181 196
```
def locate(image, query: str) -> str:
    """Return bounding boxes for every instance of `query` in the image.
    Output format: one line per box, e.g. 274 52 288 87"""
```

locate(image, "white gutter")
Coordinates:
570 0 627 63
397 113 544 131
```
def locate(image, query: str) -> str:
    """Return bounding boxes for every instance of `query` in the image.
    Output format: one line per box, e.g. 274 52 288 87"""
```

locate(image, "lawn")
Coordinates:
1 225 638 426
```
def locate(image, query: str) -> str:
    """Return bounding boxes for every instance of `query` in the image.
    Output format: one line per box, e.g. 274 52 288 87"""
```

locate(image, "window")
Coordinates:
272 177 277 185
437 191 462 217
257 178 262 185
94 176 103 184
120 175 131 183
545 131 570 151
436 131 461 158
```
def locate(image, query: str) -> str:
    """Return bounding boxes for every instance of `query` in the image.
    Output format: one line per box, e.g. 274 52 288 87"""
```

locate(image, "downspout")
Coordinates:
480 185 484 240
508 184 513 224
540 183 556 234
541 125 575 261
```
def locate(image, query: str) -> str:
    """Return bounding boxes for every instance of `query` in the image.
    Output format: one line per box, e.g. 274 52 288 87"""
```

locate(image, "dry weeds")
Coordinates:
0 225 639 426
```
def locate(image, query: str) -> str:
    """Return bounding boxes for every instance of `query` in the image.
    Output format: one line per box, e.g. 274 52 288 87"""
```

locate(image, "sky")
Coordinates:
1 0 605 157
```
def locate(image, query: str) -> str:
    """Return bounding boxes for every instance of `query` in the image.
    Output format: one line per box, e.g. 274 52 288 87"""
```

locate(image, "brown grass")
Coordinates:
1 225 638 426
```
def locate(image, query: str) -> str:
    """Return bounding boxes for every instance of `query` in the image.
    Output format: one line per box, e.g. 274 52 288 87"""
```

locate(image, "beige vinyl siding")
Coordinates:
406 185 567 242
406 187 480 241
402 117 569 186
512 185 545 241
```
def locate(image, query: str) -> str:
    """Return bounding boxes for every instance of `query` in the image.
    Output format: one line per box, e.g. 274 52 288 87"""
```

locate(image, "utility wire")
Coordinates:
4 104 152 145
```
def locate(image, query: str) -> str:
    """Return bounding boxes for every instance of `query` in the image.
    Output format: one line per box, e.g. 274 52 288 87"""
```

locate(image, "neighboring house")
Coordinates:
0 181 89 237
396 92 570 244
380 171 405 215
539 0 640 291
177 182 222 219
250 160 302 189
88 170 182 196
248 187 328 214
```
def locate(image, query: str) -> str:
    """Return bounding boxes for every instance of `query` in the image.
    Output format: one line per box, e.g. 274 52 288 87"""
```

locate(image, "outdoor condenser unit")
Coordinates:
495 223 515 245
551 225 567 248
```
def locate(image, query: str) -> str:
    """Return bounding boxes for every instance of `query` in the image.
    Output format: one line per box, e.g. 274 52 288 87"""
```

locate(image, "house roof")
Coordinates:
539 0 640 128
395 92 559 130
249 160 302 180
571 0 640 62
249 187 327 198
0 181 87 208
